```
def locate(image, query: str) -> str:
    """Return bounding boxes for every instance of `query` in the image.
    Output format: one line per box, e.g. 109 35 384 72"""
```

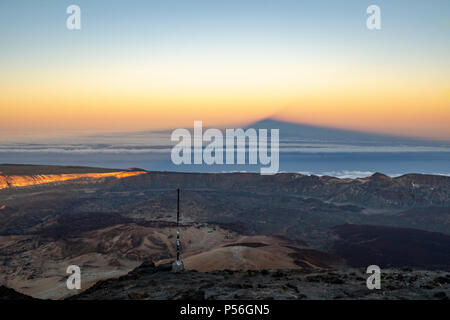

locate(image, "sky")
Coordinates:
0 0 449 141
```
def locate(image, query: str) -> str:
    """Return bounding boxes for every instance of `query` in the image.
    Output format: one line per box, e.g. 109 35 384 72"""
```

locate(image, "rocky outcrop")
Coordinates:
69 262 450 300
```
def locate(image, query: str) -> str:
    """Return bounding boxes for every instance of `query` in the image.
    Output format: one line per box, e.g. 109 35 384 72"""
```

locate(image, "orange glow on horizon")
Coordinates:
0 170 147 190
274 86 450 140
1 52 449 141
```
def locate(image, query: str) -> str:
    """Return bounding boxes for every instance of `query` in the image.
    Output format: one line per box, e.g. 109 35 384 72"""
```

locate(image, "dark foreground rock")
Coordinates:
0 286 37 300
68 262 450 300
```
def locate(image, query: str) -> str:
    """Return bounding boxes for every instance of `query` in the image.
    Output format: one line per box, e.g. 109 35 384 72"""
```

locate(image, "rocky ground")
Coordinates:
0 285 38 300
70 261 450 300
1 165 449 301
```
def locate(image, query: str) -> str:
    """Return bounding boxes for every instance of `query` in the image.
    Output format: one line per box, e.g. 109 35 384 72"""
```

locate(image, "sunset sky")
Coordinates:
0 0 449 140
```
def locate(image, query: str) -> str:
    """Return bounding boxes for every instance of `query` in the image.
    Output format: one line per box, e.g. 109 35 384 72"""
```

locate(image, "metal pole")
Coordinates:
176 186 180 261
172 185 184 272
